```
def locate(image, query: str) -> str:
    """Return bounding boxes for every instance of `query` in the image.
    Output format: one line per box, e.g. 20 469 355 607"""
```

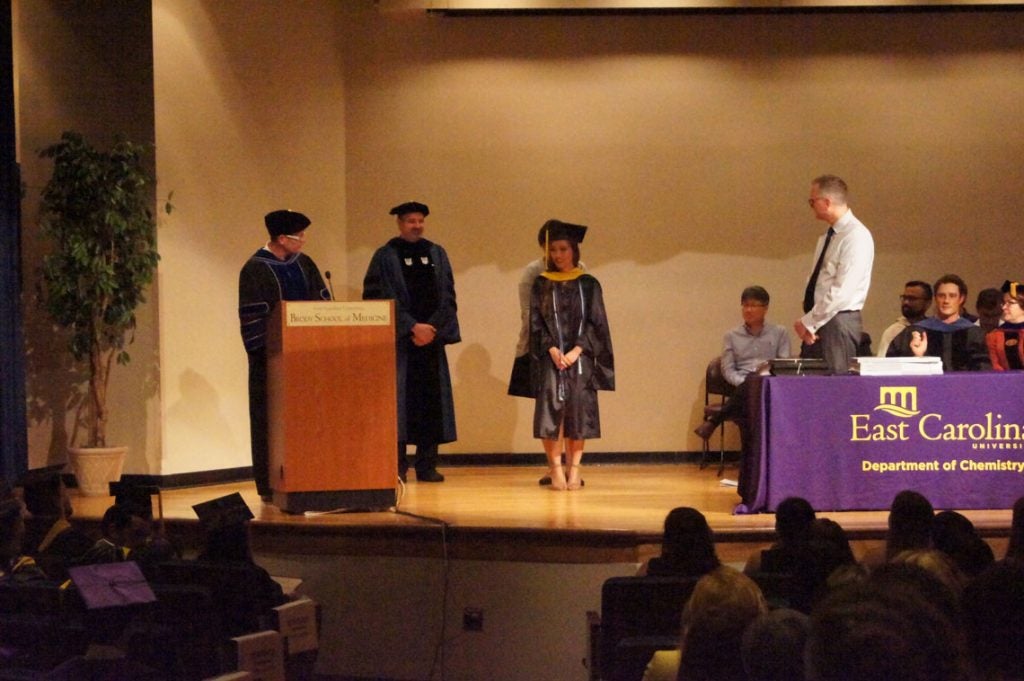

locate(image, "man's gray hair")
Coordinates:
813 174 849 204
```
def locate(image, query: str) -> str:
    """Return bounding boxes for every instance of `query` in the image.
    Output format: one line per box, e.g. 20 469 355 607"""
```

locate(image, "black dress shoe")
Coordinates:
694 419 718 441
416 469 445 483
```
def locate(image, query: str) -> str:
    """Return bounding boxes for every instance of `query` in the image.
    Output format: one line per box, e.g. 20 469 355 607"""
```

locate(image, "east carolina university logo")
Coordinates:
852 385 1024 445
873 386 920 418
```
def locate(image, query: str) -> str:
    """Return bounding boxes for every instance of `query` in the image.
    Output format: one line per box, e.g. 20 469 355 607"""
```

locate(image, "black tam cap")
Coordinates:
18 464 66 515
193 492 254 533
389 201 429 218
265 210 311 238
539 219 587 245
1002 280 1023 298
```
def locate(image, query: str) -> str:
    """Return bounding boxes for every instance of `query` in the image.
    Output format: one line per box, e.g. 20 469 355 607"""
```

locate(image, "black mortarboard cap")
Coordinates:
265 210 311 238
1002 280 1022 299
193 492 255 532
389 201 430 218
17 464 66 514
109 479 161 522
68 561 157 609
540 219 587 245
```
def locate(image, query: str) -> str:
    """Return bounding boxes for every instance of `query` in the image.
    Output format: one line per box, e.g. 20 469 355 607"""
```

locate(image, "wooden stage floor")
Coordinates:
70 463 1014 564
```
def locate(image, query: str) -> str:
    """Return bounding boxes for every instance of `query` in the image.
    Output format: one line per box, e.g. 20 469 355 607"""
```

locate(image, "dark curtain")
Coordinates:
0 0 28 483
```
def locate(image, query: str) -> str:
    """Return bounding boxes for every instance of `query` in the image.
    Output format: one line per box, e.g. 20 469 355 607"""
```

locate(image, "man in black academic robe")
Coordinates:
363 201 460 483
238 210 328 500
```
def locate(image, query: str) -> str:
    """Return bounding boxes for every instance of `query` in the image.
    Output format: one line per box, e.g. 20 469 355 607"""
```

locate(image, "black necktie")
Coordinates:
803 227 835 314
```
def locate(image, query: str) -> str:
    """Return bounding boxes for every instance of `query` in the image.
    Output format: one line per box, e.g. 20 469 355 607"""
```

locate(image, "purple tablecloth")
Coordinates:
735 373 1024 514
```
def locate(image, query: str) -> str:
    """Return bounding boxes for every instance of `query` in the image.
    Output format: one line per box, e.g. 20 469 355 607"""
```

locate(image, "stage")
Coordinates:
69 462 1014 564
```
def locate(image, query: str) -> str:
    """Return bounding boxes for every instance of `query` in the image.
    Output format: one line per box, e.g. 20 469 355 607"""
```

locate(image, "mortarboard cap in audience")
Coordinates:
539 219 587 245
389 201 430 218
193 492 254 533
17 464 66 515
109 479 161 522
1002 280 1023 299
68 561 157 609
264 210 311 238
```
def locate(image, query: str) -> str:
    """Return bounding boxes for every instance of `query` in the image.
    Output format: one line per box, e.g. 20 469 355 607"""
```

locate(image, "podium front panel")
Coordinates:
266 301 397 509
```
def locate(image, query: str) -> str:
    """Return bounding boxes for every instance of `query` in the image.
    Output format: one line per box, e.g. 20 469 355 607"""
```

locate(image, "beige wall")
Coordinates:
20 1 1024 474
17 1 160 472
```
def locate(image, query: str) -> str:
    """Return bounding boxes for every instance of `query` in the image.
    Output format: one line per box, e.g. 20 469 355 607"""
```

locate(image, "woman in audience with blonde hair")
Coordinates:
642 566 767 681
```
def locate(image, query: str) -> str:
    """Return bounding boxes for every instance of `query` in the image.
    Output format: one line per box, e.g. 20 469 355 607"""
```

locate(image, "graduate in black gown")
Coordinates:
529 221 614 491
363 201 460 483
238 210 329 500
17 465 92 580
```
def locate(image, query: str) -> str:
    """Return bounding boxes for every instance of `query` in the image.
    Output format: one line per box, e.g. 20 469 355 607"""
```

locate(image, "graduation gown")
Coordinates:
986 324 1024 371
530 273 614 440
886 318 991 372
238 248 328 495
362 237 460 445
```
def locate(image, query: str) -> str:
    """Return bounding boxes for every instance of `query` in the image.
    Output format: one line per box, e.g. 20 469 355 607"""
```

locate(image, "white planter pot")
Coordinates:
68 446 127 496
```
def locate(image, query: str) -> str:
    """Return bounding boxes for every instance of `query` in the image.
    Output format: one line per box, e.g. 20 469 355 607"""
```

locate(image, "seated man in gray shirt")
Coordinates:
695 285 790 441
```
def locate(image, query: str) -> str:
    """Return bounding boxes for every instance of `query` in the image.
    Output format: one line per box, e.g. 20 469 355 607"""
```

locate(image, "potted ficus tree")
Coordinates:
37 131 167 495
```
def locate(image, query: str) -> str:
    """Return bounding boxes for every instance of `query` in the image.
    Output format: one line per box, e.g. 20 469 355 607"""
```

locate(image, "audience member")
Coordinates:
744 496 817 574
0 478 47 584
889 548 967 599
862 489 935 568
17 465 92 580
193 493 288 636
638 507 721 577
77 504 146 565
741 608 810 681
694 285 789 446
642 566 767 681
743 497 838 612
108 482 178 574
1006 495 1024 563
875 280 932 357
45 564 166 680
811 517 862 590
974 286 1004 333
806 562 970 681
962 560 1024 681
986 279 1024 370
886 274 991 371
931 510 994 579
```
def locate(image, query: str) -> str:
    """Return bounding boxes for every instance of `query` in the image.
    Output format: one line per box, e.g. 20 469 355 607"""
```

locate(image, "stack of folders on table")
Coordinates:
853 356 944 376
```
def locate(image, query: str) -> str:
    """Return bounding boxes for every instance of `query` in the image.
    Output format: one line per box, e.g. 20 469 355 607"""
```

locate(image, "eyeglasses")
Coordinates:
1002 299 1022 307
807 197 827 206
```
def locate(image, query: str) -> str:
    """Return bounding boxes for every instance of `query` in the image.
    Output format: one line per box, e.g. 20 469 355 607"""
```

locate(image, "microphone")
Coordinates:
324 270 336 300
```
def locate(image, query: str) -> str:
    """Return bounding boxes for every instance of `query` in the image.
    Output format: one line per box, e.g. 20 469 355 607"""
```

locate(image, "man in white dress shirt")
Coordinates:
794 175 875 375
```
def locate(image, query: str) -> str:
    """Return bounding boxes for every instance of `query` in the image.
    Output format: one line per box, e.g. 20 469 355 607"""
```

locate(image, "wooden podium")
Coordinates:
266 300 397 513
